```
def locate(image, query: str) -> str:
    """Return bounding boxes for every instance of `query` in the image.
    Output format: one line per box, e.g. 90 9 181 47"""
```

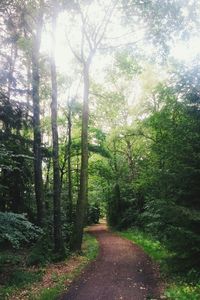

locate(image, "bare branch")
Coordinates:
98 38 144 50
95 0 119 47
66 33 83 63
79 5 93 52
123 131 156 143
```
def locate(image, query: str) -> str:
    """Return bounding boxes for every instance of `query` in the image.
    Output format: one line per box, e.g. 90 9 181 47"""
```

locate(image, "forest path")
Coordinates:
60 222 163 300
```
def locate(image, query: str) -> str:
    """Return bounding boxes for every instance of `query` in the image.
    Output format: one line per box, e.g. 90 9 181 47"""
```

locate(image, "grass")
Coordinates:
119 229 170 263
118 228 200 300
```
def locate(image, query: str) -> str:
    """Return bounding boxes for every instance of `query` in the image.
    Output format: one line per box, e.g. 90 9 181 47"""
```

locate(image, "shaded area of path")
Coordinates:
60 223 163 300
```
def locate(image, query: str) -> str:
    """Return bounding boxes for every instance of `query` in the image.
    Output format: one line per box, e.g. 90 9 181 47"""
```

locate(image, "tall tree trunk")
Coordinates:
32 4 44 227
125 139 135 180
7 43 17 99
67 101 72 223
72 63 90 251
113 140 122 211
26 59 31 120
50 4 63 253
76 149 80 189
44 157 51 211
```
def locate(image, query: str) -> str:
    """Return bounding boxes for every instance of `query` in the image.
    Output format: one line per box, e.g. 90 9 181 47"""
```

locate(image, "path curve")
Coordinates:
60 223 162 300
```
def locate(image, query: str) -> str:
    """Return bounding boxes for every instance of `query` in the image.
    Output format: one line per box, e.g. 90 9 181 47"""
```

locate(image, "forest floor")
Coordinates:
60 222 164 300
0 234 98 300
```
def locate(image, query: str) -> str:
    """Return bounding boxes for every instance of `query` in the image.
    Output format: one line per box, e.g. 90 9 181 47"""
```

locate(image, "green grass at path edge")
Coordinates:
117 228 200 300
32 233 99 300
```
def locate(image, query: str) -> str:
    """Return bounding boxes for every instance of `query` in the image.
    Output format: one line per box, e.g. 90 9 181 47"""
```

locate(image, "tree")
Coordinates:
67 99 73 223
69 0 117 251
31 0 45 226
50 0 64 252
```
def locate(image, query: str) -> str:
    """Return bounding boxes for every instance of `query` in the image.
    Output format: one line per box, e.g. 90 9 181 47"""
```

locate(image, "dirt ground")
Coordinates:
60 223 163 300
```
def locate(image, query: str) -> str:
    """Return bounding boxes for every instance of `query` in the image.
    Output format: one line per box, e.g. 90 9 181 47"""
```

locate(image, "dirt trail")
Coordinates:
60 223 163 300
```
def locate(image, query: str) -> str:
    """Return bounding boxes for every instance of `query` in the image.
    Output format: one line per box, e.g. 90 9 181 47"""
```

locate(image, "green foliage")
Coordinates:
165 283 200 300
31 234 98 300
87 203 100 225
8 269 42 287
107 183 123 229
1 2 200 298
119 228 200 300
0 91 34 213
27 227 69 266
115 51 142 78
0 212 42 249
83 233 99 261
122 0 197 57
99 59 200 284
27 234 53 266
136 89 200 268
0 269 43 299
107 79 200 269
119 228 170 265
0 252 22 268
35 286 61 300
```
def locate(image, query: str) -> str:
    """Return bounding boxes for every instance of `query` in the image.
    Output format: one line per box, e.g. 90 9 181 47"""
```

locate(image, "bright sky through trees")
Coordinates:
40 1 200 108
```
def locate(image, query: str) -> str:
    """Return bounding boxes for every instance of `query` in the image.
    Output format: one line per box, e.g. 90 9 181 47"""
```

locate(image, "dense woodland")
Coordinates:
0 0 200 298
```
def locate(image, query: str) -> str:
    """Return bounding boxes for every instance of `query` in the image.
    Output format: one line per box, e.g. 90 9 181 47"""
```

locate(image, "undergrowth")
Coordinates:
0 233 98 300
0 268 43 299
118 228 200 300
30 233 98 300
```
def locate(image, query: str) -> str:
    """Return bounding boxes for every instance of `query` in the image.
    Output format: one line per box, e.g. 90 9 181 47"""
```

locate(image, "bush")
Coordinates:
87 203 100 225
0 212 42 249
27 234 53 266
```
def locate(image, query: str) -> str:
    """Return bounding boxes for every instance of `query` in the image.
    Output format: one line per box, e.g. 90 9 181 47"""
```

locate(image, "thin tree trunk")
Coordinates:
50 4 63 253
76 149 80 189
125 139 135 180
26 60 31 119
32 4 44 227
45 159 51 191
72 63 90 251
7 43 17 99
68 0 113 251
67 102 72 223
112 140 122 223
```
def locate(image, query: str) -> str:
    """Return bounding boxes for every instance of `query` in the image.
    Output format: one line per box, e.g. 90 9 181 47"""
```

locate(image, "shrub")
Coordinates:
0 212 42 249
87 203 100 225
27 234 53 266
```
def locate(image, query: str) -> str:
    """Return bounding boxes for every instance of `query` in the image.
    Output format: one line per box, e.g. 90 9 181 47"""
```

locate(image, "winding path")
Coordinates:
60 223 162 300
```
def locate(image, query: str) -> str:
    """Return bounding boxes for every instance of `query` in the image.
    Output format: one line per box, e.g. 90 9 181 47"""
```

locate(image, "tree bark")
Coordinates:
72 63 90 251
7 43 17 99
67 101 72 223
31 3 44 227
69 0 113 251
125 139 135 180
50 4 63 253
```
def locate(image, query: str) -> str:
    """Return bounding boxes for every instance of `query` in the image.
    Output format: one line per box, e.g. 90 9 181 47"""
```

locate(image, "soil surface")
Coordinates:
60 223 163 300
